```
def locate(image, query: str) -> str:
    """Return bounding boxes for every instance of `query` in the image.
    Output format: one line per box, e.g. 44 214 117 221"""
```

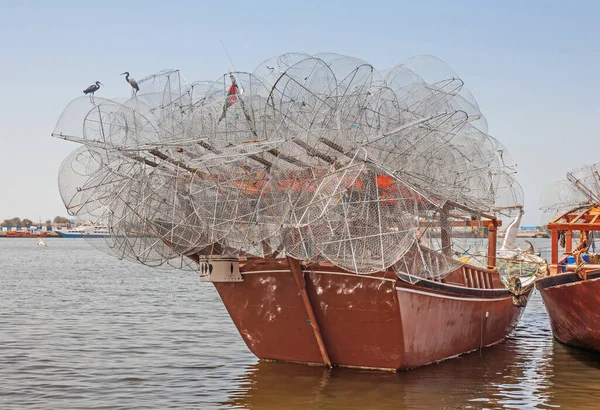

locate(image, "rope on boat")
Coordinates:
572 231 590 280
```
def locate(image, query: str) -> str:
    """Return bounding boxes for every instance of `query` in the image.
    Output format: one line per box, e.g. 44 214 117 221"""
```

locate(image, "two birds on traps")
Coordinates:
83 72 138 102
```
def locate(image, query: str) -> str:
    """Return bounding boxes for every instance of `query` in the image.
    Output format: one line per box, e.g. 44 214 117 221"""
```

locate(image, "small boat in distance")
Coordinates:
6 231 49 238
55 225 110 238
537 162 600 351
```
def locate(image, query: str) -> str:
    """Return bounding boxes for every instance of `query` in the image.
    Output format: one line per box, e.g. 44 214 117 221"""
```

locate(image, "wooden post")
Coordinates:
286 256 332 368
440 206 452 257
551 229 558 264
566 230 572 254
261 239 273 257
487 220 497 270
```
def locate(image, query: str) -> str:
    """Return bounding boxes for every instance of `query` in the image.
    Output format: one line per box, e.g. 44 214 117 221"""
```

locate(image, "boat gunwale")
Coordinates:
400 276 527 299
536 269 600 290
238 261 525 300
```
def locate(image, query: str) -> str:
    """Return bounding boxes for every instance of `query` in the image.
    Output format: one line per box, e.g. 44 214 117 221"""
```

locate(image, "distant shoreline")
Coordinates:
0 231 60 238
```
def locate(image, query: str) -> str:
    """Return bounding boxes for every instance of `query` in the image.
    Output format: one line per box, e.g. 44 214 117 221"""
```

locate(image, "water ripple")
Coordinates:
2 238 600 409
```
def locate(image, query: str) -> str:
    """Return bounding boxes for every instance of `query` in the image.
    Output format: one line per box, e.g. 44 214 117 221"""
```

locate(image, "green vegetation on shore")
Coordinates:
1 216 71 227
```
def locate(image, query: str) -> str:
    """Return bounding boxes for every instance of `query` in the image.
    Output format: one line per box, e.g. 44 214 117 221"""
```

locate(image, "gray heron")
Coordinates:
121 72 139 95
83 81 102 103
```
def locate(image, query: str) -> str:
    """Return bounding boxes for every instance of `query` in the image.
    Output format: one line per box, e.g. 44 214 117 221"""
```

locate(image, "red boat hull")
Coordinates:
213 258 529 371
536 270 600 351
6 231 48 238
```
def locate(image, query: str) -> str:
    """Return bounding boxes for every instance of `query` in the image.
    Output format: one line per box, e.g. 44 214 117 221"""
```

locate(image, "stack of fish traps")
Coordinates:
53 53 524 279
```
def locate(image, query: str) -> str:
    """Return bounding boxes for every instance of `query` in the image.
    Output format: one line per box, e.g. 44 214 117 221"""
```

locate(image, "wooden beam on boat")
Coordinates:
292 139 335 164
547 222 600 231
132 155 159 168
261 239 273 257
565 210 600 223
286 256 332 368
569 208 590 224
247 153 274 168
149 149 168 160
418 220 500 228
318 137 354 159
573 239 589 254
440 206 452 257
148 149 198 174
551 228 559 265
267 147 309 168
550 205 593 224
198 140 220 153
487 220 498 269
566 230 573 254
198 139 274 170
442 199 499 223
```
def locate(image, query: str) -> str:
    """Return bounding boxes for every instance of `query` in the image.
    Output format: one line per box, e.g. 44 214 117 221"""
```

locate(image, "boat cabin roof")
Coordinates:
547 205 600 231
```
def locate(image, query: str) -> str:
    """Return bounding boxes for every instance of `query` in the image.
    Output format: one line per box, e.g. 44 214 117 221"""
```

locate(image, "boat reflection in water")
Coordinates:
221 294 600 409
548 343 600 408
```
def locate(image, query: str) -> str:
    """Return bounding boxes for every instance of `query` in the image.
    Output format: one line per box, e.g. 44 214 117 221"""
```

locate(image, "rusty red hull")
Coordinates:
213 258 529 371
536 270 600 351
6 231 49 238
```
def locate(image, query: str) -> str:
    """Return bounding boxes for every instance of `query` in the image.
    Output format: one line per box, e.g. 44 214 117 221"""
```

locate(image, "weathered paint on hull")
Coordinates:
213 258 529 371
536 271 600 351
395 282 529 369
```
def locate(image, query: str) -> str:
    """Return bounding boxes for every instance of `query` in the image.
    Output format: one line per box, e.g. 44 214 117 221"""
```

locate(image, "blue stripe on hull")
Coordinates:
55 232 110 238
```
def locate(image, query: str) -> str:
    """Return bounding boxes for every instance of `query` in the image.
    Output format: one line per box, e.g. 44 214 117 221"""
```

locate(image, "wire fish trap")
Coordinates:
53 52 527 280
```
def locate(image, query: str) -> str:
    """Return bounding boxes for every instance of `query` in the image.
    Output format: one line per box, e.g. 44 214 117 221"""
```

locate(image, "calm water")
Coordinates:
1 238 600 409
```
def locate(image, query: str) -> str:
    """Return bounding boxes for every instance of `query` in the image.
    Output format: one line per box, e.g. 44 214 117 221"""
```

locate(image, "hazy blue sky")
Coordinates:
0 0 598 224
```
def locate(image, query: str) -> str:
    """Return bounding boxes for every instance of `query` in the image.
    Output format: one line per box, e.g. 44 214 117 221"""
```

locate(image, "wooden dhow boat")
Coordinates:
537 163 600 351
192 215 536 370
52 53 543 370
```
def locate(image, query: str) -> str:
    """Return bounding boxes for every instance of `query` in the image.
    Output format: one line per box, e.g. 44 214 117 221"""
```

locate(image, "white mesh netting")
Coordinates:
53 53 523 276
540 162 600 222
